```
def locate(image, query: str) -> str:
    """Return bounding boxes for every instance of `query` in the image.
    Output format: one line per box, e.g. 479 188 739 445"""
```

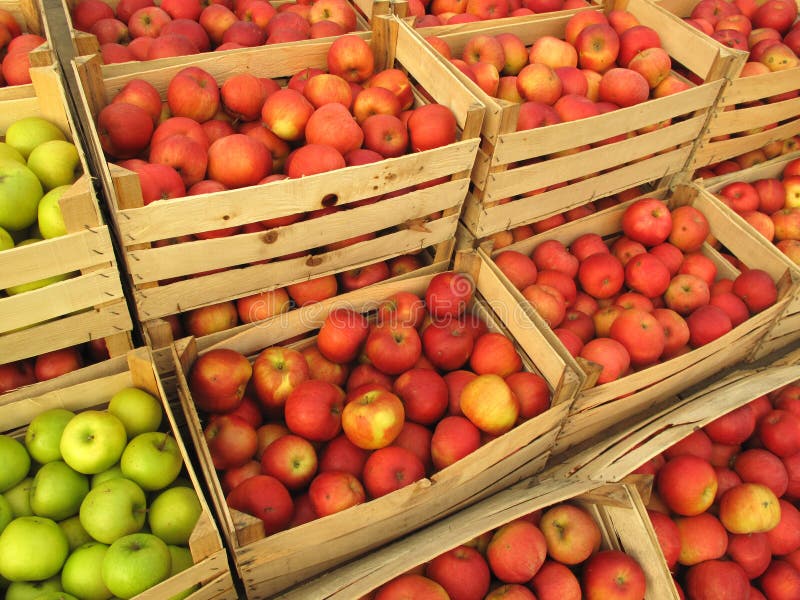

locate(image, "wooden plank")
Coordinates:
722 68 800 106
694 119 800 168
708 96 800 138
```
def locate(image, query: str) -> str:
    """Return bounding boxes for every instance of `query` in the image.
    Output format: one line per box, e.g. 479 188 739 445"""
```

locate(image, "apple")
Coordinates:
35 186 69 239
252 346 309 416
307 470 365 517
760 560 800 600
0 158 44 232
147 485 201 546
425 544 491 600
734 448 789 497
79 477 147 544
260 434 318 491
685 560 750 600
408 104 457 152
29 460 89 521
227 474 293 533
102 532 172 598
97 103 154 160
0 516 69 582
669 205 710 252
24 408 75 465
622 198 672 245
327 35 375 83
342 384 405 449
425 271 474 319
284 379 345 443
656 454 718 516
578 252 625 299
581 550 645 600
27 140 80 191
120 431 184 491
60 410 128 475
431 415 481 470
60 541 112 600
486 519 547 583
108 387 163 438
317 308 370 364
460 374 519 436
393 368 449 426
204 414 257 470
362 445 425 498
364 323 422 375
5 117 66 160
664 273 710 316
3 476 33 518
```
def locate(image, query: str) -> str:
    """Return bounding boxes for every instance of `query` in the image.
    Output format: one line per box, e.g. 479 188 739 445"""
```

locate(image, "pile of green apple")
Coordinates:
0 116 82 295
0 386 203 600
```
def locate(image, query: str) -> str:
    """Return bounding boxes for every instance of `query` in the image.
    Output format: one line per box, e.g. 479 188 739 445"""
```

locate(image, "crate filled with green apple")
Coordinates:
0 347 235 600
276 476 677 600
654 0 800 175
64 0 374 64
71 15 483 353
173 255 583 597
412 0 745 240
545 351 800 599
0 63 133 394
478 182 797 456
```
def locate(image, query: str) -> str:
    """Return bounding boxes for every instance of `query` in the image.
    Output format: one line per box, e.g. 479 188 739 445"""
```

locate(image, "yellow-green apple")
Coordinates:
0 436 28 496
147 485 201 545
430 415 480 470
260 434 318 491
675 512 729 565
327 35 375 83
29 460 88 521
190 349 252 416
528 35 578 69
60 410 127 475
227 474 293 533
459 373 519 436
486 520 547 583
341 384 405 449
581 550 646 600
79 477 147 544
407 103 457 152
60 540 112 599
393 368 448 425
307 470 365 517
0 516 69 582
120 431 183 491
27 139 79 191
362 445 425 498
656 454 718 515
516 63 562 104
284 379 345 442
425 545 491 600
24 408 75 465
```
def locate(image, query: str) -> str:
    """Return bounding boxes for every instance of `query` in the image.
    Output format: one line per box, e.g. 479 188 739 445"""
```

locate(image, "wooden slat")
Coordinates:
722 68 800 106
708 96 800 138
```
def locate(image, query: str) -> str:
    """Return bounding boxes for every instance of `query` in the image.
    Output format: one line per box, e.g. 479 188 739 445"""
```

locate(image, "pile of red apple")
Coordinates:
0 342 113 395
70 0 361 63
163 253 425 340
368 502 647 599
187 271 552 534
426 9 693 133
633 383 800 599
99 35 455 277
409 0 593 27
0 10 45 86
494 197 780 385
712 156 800 266
694 135 799 180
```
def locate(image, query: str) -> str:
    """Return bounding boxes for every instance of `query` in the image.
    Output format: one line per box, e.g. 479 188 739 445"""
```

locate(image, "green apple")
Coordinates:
5 239 74 295
3 477 33 517
27 140 80 190
37 185 72 239
120 432 183 492
0 142 25 165
0 494 12 534
0 225 13 250
4 575 63 600
167 545 198 600
32 593 78 600
30 461 89 521
0 435 30 493
0 516 69 581
102 532 172 599
60 410 127 475
61 541 112 600
5 117 66 160
148 486 201 545
91 464 124 488
59 514 92 551
0 159 44 232
108 387 163 439
25 408 75 464
79 477 146 545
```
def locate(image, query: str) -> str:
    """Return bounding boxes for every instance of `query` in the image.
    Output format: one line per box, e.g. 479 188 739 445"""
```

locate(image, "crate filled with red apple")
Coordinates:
72 16 483 345
402 0 596 28
65 0 373 64
0 63 133 390
411 0 745 239
693 135 799 180
173 261 583 597
0 0 55 89
480 181 796 455
655 0 800 173
0 347 235 600
547 355 800 600
695 152 800 358
277 477 678 600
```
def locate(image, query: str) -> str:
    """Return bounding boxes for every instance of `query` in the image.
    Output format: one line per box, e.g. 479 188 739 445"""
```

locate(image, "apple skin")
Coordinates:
341 384 405 450
539 503 601 565
656 454 718 516
675 512 728 566
486 520 548 583
260 434 318 491
317 308 370 364
622 197 673 246
425 544 491 600
460 374 519 436
24 408 76 465
393 368 449 426
469 332 523 377
364 323 422 375
204 414 258 471
308 470 366 517
284 379 345 442
362 445 425 498
431 415 481 471
189 348 252 414
227 474 293 534
318 434 369 478
581 549 646 600
252 346 310 417
29 460 89 521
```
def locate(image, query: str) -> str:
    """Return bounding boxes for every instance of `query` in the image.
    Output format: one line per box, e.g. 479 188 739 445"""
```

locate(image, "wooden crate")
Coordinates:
0 63 133 367
655 0 800 171
62 0 376 59
71 15 483 327
412 0 745 238
477 182 797 456
0 347 237 600
693 151 800 359
275 478 678 600
172 257 583 598
548 349 800 481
